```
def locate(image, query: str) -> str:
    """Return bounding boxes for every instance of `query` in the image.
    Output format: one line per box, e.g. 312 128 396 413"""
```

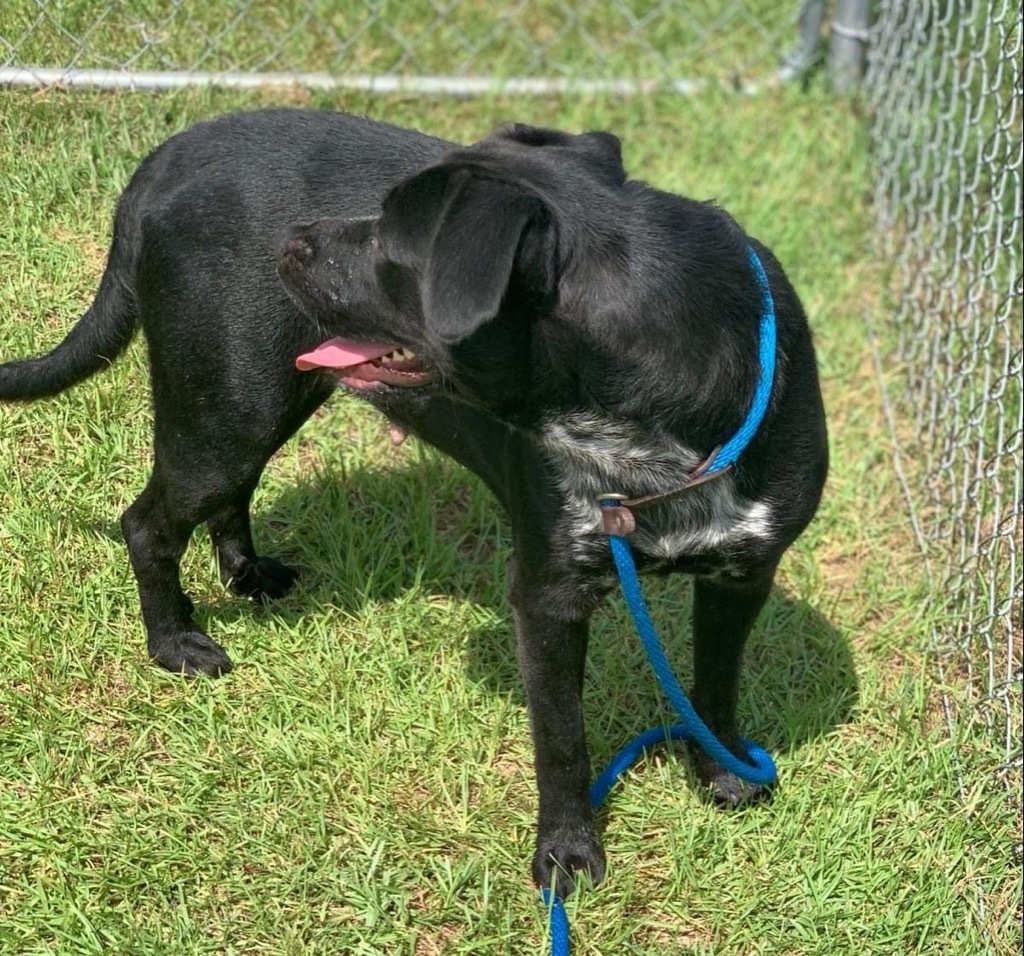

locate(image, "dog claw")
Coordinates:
149 631 234 678
226 556 299 601
533 826 606 898
707 772 774 807
690 745 774 807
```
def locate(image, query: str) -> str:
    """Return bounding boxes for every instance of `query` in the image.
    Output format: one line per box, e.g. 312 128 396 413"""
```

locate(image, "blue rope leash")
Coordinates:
601 535 777 787
706 245 777 474
541 245 778 955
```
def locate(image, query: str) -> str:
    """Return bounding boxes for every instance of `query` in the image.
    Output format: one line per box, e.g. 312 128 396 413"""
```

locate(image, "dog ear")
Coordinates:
384 167 557 344
578 131 625 184
493 124 625 185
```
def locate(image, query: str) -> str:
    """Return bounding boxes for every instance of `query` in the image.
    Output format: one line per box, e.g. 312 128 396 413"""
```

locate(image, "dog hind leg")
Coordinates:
207 491 298 601
121 474 234 677
121 377 332 677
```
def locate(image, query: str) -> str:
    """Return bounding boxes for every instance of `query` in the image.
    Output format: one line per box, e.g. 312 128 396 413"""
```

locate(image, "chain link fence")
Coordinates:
867 0 1023 859
1 0 1020 873
1 0 808 93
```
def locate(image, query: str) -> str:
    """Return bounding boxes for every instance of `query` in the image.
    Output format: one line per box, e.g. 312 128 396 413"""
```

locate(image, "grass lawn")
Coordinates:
0 83 1019 955
3 1 794 84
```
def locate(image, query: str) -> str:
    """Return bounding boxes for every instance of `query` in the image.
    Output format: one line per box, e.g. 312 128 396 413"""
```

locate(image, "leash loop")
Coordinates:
602 527 777 787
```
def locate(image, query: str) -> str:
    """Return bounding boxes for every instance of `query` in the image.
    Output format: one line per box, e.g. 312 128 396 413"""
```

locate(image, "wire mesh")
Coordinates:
1 1 795 87
867 0 1023 858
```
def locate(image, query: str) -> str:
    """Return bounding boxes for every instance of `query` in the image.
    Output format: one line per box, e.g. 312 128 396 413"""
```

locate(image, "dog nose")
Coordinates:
276 229 315 266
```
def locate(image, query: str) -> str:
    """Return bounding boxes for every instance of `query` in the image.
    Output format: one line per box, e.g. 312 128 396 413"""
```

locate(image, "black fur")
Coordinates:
0 110 828 897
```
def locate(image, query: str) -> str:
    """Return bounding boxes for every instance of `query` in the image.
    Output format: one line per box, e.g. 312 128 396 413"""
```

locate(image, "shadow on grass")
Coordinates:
269 453 854 768
76 446 856 773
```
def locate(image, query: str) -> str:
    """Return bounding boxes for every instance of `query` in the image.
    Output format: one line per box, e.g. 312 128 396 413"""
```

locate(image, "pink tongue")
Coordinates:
296 337 397 371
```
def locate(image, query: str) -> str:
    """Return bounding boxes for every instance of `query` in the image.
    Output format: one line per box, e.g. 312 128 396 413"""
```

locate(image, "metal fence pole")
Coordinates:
830 0 871 90
779 0 828 81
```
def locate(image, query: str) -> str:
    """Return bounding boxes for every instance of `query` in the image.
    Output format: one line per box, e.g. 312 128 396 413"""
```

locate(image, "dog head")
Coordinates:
275 123 640 423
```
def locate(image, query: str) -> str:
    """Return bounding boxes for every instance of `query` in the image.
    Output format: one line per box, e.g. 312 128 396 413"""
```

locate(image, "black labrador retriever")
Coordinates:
0 110 828 896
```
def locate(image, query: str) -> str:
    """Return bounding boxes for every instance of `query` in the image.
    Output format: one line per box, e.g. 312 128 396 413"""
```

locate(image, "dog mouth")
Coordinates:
295 338 436 390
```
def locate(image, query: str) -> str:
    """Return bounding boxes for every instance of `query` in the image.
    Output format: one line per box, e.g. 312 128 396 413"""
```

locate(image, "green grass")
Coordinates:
2 1 793 83
0 83 1019 956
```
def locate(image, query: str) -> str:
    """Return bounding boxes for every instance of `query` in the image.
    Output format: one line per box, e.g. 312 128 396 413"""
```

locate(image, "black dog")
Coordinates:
0 110 827 896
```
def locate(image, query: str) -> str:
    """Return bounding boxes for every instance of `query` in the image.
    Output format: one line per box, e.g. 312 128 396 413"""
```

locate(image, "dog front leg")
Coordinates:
508 559 606 897
690 563 777 805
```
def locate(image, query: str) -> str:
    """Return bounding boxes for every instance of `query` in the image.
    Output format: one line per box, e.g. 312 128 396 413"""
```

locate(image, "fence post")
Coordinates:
779 0 827 81
829 0 871 90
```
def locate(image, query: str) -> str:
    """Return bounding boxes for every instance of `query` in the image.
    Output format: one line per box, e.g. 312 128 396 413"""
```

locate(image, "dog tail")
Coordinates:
0 205 140 402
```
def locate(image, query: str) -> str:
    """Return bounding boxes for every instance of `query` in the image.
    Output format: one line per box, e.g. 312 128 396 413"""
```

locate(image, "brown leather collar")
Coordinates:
598 446 729 536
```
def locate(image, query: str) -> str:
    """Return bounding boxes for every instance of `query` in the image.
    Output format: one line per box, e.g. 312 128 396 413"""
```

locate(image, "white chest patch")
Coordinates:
538 412 774 562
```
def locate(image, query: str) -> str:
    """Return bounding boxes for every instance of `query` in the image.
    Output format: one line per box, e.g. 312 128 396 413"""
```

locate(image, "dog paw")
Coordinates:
533 825 606 898
227 556 299 601
149 631 234 678
690 746 774 807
